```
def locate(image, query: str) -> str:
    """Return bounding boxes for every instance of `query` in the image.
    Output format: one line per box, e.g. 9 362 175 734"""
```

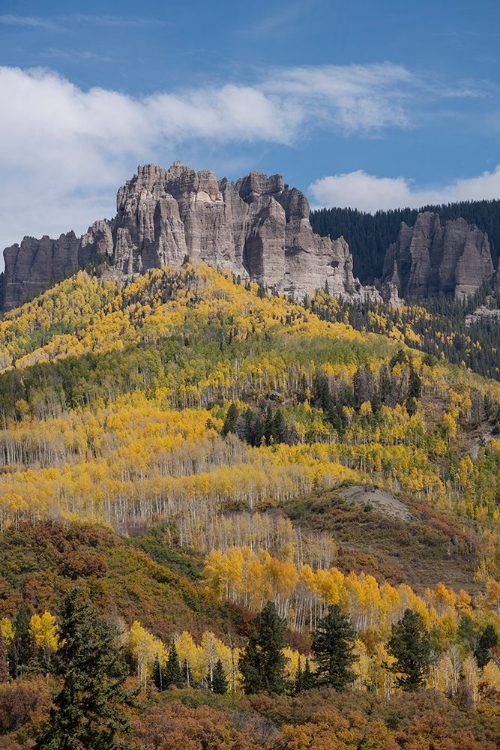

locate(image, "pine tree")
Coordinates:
8 604 33 679
163 642 184 689
311 604 358 691
222 403 239 436
294 656 316 693
474 624 499 669
34 588 134 750
239 601 288 694
153 654 164 692
272 410 288 444
294 657 303 694
302 658 316 691
211 659 228 694
387 608 432 691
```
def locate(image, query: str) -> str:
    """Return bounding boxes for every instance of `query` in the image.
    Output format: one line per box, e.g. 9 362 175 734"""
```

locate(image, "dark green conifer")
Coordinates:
222 403 239 436
264 406 274 445
8 604 33 679
272 410 288 444
239 601 288 694
474 623 499 669
311 604 358 691
293 656 316 693
164 641 184 688
211 658 228 694
387 608 432 691
302 657 316 690
34 588 134 750
153 654 164 692
408 365 422 400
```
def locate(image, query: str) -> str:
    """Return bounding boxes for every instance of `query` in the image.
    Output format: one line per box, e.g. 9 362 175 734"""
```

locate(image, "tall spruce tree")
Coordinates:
474 624 499 669
311 604 358 691
294 657 315 694
239 601 288 694
163 641 184 689
387 608 432 691
8 604 33 679
34 588 134 750
211 658 228 694
153 654 164 692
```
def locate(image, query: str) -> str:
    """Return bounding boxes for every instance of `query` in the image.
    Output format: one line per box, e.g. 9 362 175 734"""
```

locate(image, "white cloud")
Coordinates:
0 63 417 257
263 63 414 131
309 167 500 213
0 15 60 30
62 14 167 28
0 63 495 263
0 13 163 31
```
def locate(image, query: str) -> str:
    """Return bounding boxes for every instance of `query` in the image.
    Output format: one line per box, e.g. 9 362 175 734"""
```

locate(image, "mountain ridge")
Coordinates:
2 162 360 310
4 161 497 312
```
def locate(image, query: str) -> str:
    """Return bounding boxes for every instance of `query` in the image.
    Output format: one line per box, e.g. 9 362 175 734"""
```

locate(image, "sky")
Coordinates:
0 0 499 260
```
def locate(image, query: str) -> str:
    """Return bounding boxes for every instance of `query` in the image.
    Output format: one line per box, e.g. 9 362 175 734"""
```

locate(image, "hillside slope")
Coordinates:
1 263 500 749
0 263 499 586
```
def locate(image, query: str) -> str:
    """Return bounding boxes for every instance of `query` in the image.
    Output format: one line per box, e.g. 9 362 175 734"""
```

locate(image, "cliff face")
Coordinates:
381 212 494 300
3 232 82 310
4 166 496 311
2 162 357 310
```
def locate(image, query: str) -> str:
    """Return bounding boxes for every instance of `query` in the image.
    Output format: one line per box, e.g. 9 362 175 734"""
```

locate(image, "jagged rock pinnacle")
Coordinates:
2 163 359 309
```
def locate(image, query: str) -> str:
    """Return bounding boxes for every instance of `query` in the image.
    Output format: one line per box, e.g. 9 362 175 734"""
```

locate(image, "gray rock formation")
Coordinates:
3 232 82 310
381 212 494 300
2 162 358 309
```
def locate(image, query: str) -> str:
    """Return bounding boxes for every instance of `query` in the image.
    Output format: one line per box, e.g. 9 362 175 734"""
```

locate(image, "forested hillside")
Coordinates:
305 286 500 382
311 199 500 282
1 263 500 748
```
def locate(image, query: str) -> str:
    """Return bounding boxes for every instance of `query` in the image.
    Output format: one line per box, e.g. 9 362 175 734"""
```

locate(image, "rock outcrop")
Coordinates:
4 166 495 311
381 212 494 300
2 162 359 310
2 232 82 310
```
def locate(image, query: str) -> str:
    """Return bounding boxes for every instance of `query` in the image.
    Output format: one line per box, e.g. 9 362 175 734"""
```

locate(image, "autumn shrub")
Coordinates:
0 676 52 733
131 702 258 749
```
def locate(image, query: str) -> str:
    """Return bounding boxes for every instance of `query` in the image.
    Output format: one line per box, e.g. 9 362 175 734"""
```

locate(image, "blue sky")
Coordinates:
0 0 499 256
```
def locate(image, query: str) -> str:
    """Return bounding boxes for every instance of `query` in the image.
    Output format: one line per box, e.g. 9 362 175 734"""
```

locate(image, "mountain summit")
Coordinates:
2 162 358 310
2 162 495 311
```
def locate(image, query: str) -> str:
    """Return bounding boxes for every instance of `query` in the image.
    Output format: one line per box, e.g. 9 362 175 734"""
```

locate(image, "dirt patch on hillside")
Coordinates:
339 486 414 523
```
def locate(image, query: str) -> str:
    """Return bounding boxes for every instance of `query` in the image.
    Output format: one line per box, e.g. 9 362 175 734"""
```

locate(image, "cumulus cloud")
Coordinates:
0 63 419 255
0 62 495 260
309 167 500 213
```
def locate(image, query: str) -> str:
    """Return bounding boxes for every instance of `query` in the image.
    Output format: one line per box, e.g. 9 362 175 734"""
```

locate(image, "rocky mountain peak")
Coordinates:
381 211 493 300
4 164 495 312
2 163 360 310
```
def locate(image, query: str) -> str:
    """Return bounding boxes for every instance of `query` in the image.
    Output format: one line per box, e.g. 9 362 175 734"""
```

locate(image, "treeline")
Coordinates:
3 591 500 748
3 591 500 701
311 199 500 282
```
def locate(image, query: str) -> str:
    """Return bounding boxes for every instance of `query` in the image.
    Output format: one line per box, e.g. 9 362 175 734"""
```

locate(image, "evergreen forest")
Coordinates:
311 199 500 282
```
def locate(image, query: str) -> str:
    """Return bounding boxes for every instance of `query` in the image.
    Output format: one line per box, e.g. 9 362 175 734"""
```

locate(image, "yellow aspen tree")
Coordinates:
127 620 162 685
0 618 14 644
353 639 371 692
29 612 59 652
175 630 203 684
482 660 500 691
462 653 481 703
